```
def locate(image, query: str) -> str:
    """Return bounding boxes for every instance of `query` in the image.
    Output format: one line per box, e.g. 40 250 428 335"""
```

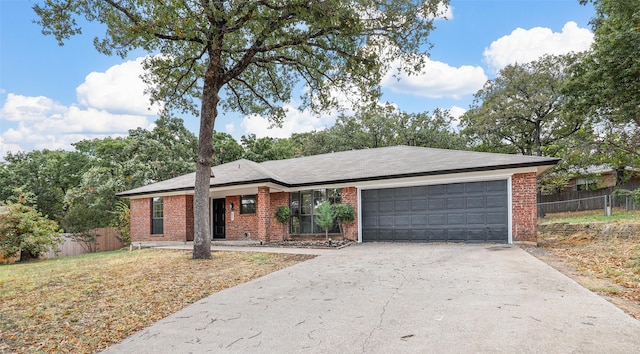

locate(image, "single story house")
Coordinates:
118 146 559 245
564 166 640 191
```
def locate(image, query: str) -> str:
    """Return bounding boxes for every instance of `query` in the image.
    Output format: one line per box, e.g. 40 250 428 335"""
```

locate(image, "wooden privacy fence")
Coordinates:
43 227 124 259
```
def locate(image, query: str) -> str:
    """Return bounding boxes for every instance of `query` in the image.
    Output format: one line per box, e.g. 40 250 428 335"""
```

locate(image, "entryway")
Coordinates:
211 198 226 239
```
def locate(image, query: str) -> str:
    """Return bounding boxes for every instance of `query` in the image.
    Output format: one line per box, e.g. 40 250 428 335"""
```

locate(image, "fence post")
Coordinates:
604 194 612 216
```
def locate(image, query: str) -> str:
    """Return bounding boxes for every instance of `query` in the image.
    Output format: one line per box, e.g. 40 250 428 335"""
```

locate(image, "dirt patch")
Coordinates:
528 222 640 320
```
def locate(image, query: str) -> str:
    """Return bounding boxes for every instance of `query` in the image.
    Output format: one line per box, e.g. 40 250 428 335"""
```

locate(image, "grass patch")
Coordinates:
0 249 314 353
539 208 640 225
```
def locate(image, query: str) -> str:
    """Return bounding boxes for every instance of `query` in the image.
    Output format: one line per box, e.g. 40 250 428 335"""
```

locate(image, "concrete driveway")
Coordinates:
104 244 640 353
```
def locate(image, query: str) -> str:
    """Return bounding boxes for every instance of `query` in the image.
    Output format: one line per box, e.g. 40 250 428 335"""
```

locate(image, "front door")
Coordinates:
212 198 226 239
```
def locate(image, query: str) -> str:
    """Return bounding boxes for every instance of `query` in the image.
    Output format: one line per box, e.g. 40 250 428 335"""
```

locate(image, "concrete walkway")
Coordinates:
103 243 640 353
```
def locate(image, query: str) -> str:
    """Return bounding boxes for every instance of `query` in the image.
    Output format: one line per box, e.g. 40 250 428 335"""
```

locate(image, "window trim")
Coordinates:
240 194 257 214
151 197 164 235
289 188 341 234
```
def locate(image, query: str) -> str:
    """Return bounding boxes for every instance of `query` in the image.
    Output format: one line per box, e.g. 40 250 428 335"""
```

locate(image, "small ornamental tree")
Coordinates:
0 198 62 262
314 201 335 241
334 203 356 238
274 206 291 241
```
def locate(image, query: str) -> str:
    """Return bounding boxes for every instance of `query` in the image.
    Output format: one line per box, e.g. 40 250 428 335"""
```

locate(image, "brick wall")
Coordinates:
130 195 194 242
225 195 258 241
256 187 270 242
512 172 538 243
341 187 359 241
269 192 290 241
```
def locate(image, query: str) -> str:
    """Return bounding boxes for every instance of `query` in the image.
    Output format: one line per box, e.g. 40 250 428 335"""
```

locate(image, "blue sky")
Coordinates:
0 0 595 156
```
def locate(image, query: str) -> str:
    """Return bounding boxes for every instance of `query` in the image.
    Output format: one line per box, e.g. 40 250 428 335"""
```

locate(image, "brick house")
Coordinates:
118 146 558 245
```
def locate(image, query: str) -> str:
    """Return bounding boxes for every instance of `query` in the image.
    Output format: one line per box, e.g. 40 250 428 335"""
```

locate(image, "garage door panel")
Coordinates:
429 198 445 210
429 214 446 225
447 197 465 209
394 215 411 227
466 196 485 208
486 212 507 224
486 180 507 192
486 196 507 207
378 215 394 227
394 229 411 241
429 185 447 195
411 199 427 211
447 213 465 224
395 187 412 198
429 229 448 242
411 214 427 226
379 201 395 213
446 183 465 194
362 180 508 243
465 182 485 193
395 200 411 212
447 229 466 241
467 212 486 224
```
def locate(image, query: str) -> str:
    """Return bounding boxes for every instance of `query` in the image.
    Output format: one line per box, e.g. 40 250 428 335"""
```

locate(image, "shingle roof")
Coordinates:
118 146 559 197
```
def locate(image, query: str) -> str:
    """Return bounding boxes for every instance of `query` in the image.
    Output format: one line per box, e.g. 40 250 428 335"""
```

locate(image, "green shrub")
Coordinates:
0 198 62 261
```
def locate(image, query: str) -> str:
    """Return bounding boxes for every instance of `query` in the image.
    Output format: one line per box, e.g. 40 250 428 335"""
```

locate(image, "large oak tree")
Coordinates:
35 0 448 259
460 54 585 157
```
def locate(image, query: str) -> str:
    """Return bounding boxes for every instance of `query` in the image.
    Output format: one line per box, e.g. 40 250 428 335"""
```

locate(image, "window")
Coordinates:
290 189 341 234
241 195 256 214
151 197 163 234
576 178 596 191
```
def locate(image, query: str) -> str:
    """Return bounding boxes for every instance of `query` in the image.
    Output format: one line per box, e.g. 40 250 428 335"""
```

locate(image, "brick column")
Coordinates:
512 172 538 243
340 187 359 241
257 186 271 242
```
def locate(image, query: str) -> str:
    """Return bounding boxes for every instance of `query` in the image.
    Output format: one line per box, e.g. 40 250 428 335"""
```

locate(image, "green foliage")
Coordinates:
241 134 295 162
565 0 640 168
0 198 62 261
213 132 244 165
0 150 90 225
314 201 335 241
112 200 131 247
274 206 291 225
334 203 355 237
290 105 466 156
274 206 291 241
461 54 585 157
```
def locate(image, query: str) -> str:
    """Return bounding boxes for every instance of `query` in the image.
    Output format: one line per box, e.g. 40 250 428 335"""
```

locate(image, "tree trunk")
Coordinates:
192 61 221 260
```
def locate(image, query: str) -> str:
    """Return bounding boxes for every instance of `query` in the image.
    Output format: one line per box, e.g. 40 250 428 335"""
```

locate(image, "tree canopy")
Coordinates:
461 54 585 157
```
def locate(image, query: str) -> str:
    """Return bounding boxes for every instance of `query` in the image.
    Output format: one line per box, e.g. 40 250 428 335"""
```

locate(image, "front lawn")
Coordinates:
0 249 314 353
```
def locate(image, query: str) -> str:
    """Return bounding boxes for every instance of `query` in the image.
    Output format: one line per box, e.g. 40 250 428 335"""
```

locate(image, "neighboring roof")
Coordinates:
118 146 560 198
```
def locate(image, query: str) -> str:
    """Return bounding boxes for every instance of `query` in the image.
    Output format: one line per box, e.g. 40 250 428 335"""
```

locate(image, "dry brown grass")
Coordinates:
536 230 640 318
0 249 314 353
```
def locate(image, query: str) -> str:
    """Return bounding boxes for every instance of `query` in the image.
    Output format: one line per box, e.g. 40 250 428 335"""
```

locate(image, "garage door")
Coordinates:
362 180 508 243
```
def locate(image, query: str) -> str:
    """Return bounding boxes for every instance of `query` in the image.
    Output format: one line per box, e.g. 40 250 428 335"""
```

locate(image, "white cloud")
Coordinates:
448 105 466 121
224 123 235 134
0 94 66 121
240 103 336 138
76 57 163 115
483 21 594 72
0 57 159 155
381 58 487 99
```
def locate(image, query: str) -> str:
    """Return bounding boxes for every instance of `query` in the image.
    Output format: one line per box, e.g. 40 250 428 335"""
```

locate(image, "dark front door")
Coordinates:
212 198 226 239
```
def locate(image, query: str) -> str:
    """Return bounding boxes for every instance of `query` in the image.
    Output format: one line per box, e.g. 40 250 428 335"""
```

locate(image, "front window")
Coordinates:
151 197 163 234
290 189 341 234
241 195 256 214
